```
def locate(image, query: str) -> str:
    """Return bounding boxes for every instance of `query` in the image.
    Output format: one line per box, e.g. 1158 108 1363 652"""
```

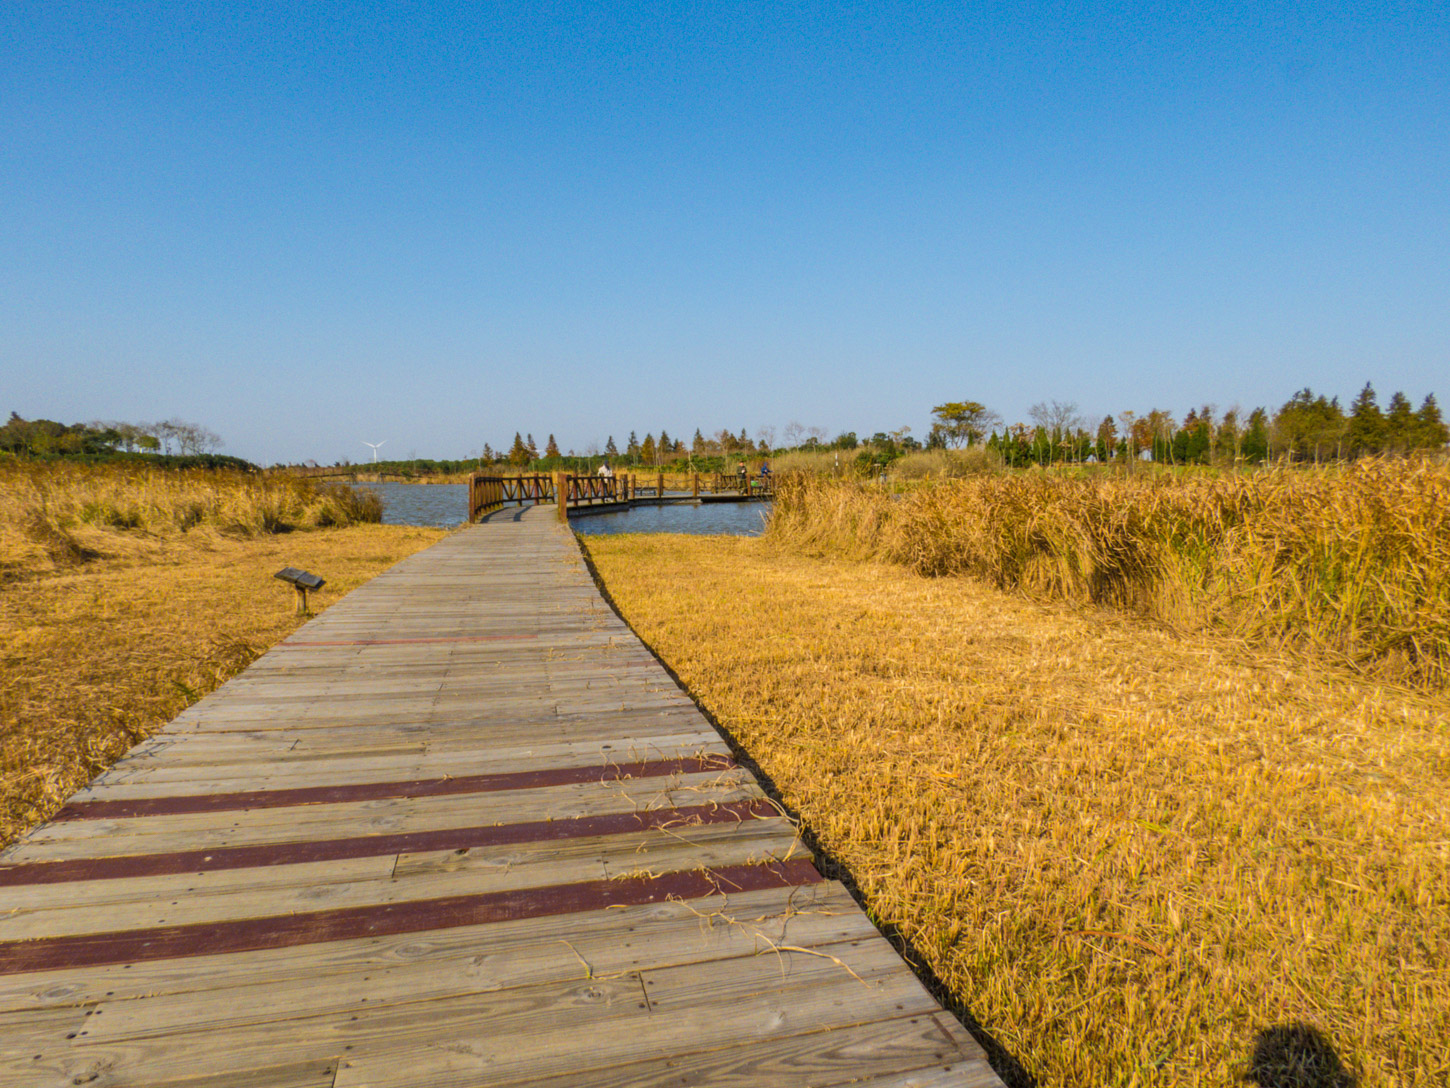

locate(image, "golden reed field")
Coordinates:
585 460 1450 1088
771 458 1450 691
0 462 445 845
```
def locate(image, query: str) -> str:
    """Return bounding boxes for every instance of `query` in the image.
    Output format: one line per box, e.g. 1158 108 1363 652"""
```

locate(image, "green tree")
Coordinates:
929 401 1000 448
1347 383 1385 456
544 434 560 459
508 432 530 466
605 435 618 458
1385 392 1416 451
1416 394 1449 450
1095 416 1117 462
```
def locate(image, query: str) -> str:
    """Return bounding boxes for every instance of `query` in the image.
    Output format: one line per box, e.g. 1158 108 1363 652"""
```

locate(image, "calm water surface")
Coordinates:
358 482 469 527
358 482 769 536
571 500 770 536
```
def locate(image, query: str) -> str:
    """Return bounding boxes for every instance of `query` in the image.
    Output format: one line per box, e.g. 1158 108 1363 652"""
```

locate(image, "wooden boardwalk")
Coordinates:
0 506 1002 1087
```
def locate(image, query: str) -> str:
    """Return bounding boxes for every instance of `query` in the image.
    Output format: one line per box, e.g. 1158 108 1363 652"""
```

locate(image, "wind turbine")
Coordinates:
362 440 387 463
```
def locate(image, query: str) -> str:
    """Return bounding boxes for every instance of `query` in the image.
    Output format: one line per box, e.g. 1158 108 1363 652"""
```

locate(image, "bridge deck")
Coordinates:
0 505 1001 1088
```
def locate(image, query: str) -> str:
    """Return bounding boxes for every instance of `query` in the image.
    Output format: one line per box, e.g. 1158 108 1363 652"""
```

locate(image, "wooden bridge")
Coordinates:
469 471 775 522
0 506 1001 1087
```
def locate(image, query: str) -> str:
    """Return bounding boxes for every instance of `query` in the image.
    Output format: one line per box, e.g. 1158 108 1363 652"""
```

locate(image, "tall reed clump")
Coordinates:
0 461 383 580
768 459 1450 689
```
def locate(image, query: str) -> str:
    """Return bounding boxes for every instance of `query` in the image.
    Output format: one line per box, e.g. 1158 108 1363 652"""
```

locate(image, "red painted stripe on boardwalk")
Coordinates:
53 756 735 821
0 800 779 886
0 859 822 975
280 633 541 647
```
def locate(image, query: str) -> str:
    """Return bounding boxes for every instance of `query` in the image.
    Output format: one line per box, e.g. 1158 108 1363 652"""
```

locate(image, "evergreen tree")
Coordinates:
1095 416 1117 462
1347 383 1384 456
658 429 671 455
544 434 560 459
692 428 706 455
1385 392 1416 451
508 432 530 466
605 435 618 457
1272 390 1344 462
641 433 657 464
627 431 640 460
1417 394 1449 450
482 443 495 463
525 433 538 459
1243 408 1270 463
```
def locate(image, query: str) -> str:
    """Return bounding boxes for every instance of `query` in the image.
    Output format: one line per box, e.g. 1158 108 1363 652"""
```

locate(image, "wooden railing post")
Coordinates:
556 472 569 523
692 472 699 498
657 472 664 505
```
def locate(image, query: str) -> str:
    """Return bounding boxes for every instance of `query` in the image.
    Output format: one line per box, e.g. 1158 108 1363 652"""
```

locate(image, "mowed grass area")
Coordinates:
585 533 1450 1087
1 462 447 846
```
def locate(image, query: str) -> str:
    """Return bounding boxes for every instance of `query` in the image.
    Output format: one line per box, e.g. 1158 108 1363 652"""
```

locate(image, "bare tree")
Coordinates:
782 421 805 448
755 425 777 452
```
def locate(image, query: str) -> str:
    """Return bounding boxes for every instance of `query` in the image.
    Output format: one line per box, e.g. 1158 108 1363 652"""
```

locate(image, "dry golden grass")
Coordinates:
586 532 1450 1087
0 461 445 847
770 459 1450 690
1 460 384 583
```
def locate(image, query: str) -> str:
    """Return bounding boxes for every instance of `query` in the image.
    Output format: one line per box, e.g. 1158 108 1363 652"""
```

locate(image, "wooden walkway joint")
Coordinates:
0 505 1003 1087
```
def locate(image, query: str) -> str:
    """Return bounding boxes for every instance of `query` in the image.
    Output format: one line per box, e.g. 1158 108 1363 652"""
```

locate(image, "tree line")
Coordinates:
928 384 1447 467
481 426 809 470
0 414 226 459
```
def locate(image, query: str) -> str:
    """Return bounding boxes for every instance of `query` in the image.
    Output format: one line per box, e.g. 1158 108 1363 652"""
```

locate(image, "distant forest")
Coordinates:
0 414 256 471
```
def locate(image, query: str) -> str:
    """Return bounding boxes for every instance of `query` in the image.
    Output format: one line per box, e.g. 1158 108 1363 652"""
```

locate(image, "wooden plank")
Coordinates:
55 756 735 820
75 732 726 796
452 1014 987 1088
6 772 764 860
6 939 927 1086
1 820 805 931
0 859 822 973
0 882 858 1013
80 886 870 1043
0 801 778 888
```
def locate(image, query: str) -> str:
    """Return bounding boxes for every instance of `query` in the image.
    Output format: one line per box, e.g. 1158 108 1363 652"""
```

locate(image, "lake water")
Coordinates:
357 482 470 527
571 500 771 537
358 482 770 536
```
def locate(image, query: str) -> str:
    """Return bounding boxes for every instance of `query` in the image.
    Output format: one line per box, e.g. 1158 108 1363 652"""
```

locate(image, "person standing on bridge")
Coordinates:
597 461 614 478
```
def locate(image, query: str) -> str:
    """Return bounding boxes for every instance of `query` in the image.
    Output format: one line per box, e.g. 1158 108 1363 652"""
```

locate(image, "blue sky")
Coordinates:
3 2 1446 464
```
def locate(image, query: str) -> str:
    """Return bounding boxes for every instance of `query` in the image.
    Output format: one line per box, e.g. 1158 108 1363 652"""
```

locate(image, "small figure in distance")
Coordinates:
597 461 614 478
759 460 771 476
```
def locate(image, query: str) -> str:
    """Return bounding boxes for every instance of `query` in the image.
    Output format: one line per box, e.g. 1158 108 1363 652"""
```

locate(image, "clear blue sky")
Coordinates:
3 2 1446 464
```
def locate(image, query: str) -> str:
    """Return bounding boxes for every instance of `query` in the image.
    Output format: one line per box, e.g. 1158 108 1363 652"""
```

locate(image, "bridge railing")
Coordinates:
469 470 774 522
566 475 623 506
469 474 556 521
712 472 776 497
